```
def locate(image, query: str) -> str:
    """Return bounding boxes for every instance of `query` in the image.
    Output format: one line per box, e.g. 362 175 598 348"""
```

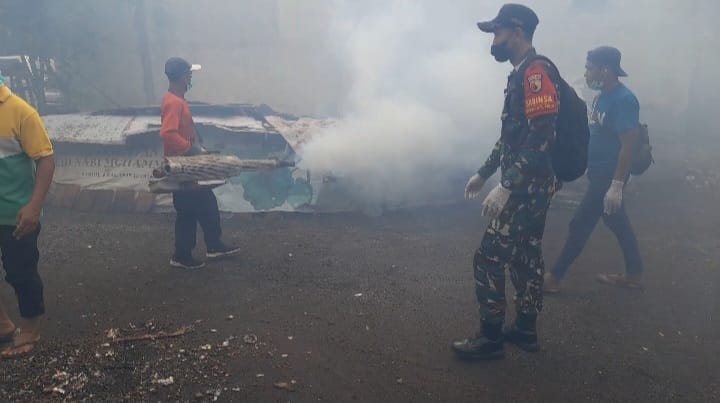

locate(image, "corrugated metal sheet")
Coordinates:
193 116 268 133
43 114 151 145
0 56 24 71
44 112 280 145
42 103 335 150
265 115 336 151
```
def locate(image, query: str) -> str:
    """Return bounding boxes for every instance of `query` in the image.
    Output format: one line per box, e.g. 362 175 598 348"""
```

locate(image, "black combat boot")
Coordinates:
451 322 504 360
503 314 539 352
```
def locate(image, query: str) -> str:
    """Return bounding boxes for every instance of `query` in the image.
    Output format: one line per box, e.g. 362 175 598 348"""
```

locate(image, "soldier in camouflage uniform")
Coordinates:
452 4 560 360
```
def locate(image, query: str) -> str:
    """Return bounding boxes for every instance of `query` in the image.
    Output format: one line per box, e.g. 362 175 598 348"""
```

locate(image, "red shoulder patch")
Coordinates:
523 62 559 119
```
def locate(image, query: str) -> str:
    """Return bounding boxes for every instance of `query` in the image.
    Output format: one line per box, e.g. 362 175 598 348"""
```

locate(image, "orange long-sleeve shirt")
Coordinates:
160 92 195 157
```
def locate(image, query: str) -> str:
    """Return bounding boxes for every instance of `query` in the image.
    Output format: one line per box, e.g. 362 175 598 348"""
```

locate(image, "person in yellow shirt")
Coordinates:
0 71 55 358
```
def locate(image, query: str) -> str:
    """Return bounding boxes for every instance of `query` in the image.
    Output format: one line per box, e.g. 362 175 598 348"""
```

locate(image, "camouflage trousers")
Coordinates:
473 191 554 325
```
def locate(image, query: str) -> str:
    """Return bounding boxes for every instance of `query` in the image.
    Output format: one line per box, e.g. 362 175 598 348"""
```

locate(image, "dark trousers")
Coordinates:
551 166 643 279
172 189 222 259
0 225 44 318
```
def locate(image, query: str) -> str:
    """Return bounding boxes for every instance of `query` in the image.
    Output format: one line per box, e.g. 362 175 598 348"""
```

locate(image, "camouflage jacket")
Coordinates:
477 49 559 195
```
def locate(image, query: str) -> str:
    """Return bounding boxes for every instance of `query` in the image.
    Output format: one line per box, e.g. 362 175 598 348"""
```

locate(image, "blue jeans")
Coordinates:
551 166 643 279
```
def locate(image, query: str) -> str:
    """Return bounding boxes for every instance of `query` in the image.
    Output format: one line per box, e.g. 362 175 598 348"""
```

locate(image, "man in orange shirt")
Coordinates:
161 57 240 269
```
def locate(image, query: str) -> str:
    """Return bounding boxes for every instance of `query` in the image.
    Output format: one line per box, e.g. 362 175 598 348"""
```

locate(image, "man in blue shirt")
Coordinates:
545 46 644 291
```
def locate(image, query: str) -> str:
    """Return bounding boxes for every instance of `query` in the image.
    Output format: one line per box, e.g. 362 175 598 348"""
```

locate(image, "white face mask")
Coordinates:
588 80 603 91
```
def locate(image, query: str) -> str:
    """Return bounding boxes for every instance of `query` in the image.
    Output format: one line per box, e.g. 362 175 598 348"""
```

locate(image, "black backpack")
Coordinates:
630 123 653 175
519 56 590 182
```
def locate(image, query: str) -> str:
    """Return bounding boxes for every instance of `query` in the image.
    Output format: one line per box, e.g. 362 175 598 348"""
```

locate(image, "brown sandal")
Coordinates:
595 274 643 290
0 327 17 344
544 273 562 294
1 337 40 359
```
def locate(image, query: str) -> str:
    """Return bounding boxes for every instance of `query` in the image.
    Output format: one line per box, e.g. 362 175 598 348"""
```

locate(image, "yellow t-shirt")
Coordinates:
0 85 54 225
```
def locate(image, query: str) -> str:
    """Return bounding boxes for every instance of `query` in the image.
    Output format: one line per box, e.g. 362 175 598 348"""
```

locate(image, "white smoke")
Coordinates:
300 0 507 205
298 0 714 206
28 0 713 206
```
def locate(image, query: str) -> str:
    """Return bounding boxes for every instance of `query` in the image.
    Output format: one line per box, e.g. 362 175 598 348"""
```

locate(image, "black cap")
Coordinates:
164 57 202 81
587 46 628 77
477 4 539 34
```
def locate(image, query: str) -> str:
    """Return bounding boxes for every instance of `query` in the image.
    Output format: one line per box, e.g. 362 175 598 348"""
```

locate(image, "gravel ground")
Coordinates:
0 174 718 402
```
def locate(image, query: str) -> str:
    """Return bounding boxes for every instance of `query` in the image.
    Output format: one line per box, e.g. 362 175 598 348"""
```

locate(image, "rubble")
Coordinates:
42 370 89 396
206 388 222 401
109 325 192 344
106 328 119 339
685 167 720 190
2 322 255 401
243 334 258 344
151 375 175 386
274 381 294 391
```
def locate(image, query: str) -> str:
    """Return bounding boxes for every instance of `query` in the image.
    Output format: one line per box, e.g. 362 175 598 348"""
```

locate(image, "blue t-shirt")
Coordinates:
587 84 640 168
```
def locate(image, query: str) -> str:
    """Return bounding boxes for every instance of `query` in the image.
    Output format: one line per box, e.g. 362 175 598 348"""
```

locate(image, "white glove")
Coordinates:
186 143 209 156
603 179 624 215
464 174 487 199
482 184 511 219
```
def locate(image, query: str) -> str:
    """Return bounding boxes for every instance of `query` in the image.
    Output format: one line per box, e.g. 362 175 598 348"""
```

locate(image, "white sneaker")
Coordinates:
170 256 206 269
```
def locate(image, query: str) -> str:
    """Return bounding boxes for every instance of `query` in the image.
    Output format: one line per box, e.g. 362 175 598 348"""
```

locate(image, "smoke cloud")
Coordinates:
299 0 717 205
5 0 715 206
299 0 504 205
